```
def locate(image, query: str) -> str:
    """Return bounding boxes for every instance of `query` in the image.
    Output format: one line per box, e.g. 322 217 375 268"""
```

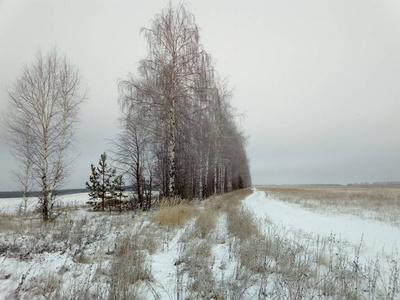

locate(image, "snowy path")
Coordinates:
151 228 183 300
244 188 400 264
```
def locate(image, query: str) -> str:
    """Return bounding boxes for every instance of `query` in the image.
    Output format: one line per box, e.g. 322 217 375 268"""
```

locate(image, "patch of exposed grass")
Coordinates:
153 196 199 227
204 187 252 214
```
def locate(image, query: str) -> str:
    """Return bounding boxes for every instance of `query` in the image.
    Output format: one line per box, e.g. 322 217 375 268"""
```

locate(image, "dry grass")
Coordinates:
108 232 152 300
5 211 159 300
193 202 219 239
153 196 199 227
214 187 253 205
0 211 40 233
2 187 398 299
260 185 400 227
260 185 400 203
226 205 261 241
177 226 219 299
222 192 397 299
173 188 254 299
0 213 20 232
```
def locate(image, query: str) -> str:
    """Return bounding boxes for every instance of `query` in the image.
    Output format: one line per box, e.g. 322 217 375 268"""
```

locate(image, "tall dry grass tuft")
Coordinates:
153 196 198 227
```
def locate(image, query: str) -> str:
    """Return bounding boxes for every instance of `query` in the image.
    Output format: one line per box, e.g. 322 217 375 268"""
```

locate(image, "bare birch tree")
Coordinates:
4 49 85 221
121 2 202 196
118 3 251 200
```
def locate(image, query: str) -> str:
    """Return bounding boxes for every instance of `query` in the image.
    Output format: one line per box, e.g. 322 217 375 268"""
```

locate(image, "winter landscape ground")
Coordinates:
0 186 399 299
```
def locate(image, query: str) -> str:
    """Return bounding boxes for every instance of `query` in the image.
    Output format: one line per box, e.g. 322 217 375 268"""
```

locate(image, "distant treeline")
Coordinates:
347 181 400 186
0 186 142 199
254 184 344 187
0 188 89 199
255 182 400 187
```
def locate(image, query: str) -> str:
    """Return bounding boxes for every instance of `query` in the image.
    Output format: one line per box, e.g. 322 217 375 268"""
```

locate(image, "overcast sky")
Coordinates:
1 0 400 191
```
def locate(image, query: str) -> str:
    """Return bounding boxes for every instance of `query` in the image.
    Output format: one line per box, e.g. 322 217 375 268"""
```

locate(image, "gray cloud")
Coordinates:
1 0 400 191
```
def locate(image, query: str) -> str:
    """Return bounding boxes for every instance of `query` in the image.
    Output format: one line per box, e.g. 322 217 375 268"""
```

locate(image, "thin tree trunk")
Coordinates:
227 162 232 192
198 151 203 199
204 148 210 197
136 160 142 208
22 127 31 213
41 144 49 221
168 83 176 197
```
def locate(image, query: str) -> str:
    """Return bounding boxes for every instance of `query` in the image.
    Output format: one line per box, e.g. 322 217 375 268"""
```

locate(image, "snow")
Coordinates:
244 188 400 282
210 215 236 281
150 228 183 299
0 193 90 214
245 188 399 256
0 188 399 299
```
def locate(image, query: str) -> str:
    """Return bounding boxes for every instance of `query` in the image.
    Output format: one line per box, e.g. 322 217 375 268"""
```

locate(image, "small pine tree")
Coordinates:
112 175 128 213
86 163 100 205
86 152 116 211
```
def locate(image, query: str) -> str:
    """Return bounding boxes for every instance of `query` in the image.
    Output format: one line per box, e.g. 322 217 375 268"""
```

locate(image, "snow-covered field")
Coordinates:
248 188 399 255
0 188 399 299
245 189 400 295
0 193 90 215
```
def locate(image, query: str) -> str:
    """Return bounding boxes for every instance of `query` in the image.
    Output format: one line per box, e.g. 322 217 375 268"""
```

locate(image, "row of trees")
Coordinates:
3 3 251 220
114 3 251 200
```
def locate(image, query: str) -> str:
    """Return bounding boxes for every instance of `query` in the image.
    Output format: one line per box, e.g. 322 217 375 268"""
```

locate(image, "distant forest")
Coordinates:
0 188 89 199
347 181 400 186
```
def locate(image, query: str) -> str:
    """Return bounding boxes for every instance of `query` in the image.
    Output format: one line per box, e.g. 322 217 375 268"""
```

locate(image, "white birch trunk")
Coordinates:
168 96 176 197
47 93 68 220
22 125 31 213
